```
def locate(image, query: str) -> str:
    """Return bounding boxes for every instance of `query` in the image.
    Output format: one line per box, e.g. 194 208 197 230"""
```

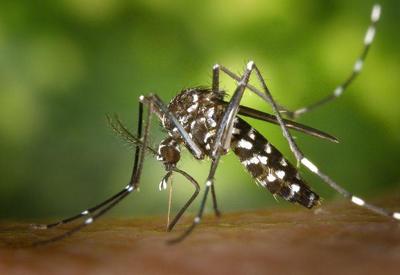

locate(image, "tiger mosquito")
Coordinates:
32 4 399 245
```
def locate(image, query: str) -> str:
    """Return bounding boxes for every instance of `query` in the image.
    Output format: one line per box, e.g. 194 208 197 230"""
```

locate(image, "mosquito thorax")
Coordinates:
162 88 226 159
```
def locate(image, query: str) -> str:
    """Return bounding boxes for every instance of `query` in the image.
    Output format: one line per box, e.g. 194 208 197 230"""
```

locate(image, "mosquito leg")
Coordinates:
32 100 153 245
166 168 200 232
210 185 221 217
168 63 255 244
213 5 381 120
31 188 130 230
213 63 303 166
248 61 400 222
297 158 400 220
209 64 223 218
278 4 381 119
213 57 400 221
33 189 133 246
31 103 146 230
167 158 220 244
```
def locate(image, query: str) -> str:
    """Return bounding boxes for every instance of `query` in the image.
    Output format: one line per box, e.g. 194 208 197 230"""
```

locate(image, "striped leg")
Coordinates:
31 187 132 230
168 62 255 244
210 64 223 217
239 60 400 222
32 100 153 245
279 4 382 119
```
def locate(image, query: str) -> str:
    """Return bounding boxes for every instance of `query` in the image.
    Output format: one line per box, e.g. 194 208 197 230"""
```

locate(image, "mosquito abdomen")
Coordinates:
231 117 320 209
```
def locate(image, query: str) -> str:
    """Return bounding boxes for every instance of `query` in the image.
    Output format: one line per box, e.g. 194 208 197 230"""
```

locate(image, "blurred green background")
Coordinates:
0 0 399 220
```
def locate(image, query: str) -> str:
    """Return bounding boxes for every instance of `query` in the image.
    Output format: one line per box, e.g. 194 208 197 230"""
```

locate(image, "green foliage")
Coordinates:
0 0 399 219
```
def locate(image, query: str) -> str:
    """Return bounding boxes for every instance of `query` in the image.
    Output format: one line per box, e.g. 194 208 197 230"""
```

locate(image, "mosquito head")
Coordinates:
156 137 181 169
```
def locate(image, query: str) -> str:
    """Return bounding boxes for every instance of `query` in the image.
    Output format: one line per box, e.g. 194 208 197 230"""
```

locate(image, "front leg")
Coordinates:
168 62 255 244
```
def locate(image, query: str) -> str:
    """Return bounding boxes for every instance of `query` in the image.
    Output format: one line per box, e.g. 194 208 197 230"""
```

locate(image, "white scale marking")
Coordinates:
258 155 268 165
179 116 188 124
295 108 307 115
207 118 217 127
238 139 253 150
393 212 400 220
364 26 376 45
161 117 167 128
192 94 199 102
85 217 93 224
81 210 89 215
301 158 319 173
232 127 241 135
157 144 165 160
248 129 256 140
267 174 276 182
265 143 272 154
371 4 381 22
334 86 343 97
206 107 217 127
206 107 215 118
308 193 315 208
280 158 287 167
351 196 365 206
291 184 300 193
276 170 286 179
247 60 254 70
244 156 262 166
159 178 168 191
187 102 198 113
203 131 214 143
156 155 164 161
354 59 363 73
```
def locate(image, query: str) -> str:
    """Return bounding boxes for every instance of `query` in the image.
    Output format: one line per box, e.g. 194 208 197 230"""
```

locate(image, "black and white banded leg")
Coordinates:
279 4 381 119
215 59 400 224
31 101 152 245
168 61 255 243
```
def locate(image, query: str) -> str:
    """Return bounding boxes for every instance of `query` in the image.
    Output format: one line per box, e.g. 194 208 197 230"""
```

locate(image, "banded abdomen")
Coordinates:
231 117 320 209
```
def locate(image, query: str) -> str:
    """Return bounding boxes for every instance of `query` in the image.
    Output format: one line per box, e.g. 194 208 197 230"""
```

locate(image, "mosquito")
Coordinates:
32 4 398 245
